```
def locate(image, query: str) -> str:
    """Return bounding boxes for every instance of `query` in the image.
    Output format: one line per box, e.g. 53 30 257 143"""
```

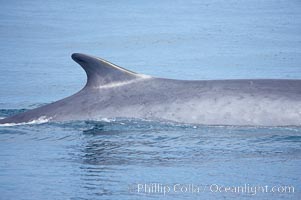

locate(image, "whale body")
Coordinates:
0 53 301 126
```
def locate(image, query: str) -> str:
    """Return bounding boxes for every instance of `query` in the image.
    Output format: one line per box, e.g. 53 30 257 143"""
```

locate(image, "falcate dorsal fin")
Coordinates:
72 53 148 88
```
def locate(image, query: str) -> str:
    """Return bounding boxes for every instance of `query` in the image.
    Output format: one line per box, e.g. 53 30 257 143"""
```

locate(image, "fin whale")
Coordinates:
0 53 301 126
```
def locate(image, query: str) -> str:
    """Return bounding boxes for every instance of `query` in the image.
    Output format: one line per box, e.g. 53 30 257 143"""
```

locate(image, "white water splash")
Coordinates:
98 118 112 122
0 116 51 127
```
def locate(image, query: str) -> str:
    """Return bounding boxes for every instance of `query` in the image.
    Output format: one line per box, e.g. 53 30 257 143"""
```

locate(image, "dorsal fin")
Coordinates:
72 53 146 88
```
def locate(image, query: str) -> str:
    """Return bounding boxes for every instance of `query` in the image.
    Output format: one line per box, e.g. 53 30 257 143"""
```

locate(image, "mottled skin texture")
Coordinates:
0 53 301 126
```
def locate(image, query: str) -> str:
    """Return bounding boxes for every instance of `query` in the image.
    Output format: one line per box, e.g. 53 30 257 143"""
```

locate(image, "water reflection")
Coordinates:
0 120 300 199
75 122 301 199
79 121 301 168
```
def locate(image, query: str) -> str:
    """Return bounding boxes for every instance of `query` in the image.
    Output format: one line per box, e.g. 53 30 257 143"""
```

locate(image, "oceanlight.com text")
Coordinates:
128 183 295 196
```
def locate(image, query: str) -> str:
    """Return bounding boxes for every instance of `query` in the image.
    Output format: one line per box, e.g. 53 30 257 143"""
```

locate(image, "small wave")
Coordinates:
0 108 28 118
0 116 51 127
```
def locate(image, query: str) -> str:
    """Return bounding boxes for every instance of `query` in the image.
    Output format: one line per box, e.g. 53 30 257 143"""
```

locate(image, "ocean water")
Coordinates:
0 0 301 199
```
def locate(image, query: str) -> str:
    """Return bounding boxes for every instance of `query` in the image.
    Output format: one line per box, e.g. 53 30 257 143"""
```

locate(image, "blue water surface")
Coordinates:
0 0 301 199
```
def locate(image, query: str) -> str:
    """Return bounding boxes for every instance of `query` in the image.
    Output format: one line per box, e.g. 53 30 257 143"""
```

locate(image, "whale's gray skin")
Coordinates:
0 53 301 126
